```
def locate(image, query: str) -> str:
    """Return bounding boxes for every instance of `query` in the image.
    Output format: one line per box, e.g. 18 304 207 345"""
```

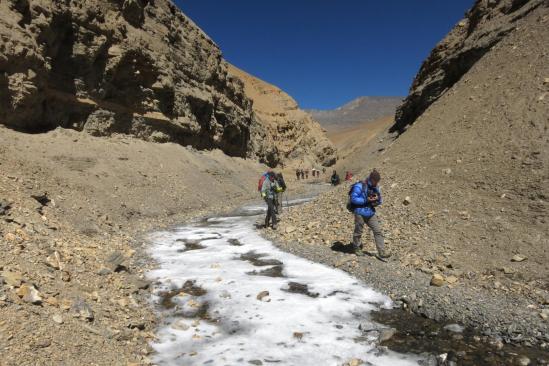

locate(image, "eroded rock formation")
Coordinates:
392 0 547 133
0 0 335 166
229 65 336 167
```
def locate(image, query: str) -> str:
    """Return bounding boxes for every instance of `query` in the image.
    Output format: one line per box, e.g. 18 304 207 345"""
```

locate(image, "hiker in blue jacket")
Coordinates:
350 169 390 259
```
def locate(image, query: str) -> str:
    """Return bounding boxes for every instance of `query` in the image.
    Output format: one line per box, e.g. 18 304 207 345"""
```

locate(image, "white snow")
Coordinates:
147 204 420 366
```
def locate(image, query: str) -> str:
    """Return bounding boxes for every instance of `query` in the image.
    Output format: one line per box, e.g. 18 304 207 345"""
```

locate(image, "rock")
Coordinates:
52 314 64 324
171 320 190 331
0 200 12 215
378 328 396 342
71 298 94 321
105 251 127 272
256 290 270 302
403 196 411 205
446 275 458 284
511 254 527 262
430 274 445 287
1 270 23 287
285 226 296 234
45 251 62 270
517 356 531 366
540 309 549 320
16 284 42 304
443 324 464 333
347 359 364 366
443 168 452 175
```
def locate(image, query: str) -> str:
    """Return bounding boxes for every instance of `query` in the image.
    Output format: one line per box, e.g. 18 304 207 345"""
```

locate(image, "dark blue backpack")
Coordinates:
346 182 367 212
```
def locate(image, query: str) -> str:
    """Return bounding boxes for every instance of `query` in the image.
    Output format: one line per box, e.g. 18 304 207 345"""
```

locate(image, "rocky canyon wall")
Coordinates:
0 0 335 167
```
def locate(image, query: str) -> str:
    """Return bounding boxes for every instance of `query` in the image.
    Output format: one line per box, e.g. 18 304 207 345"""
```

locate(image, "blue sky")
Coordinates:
175 1 473 110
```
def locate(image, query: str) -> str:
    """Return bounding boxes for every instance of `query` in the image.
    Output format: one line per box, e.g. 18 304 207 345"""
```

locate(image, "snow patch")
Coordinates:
148 213 419 365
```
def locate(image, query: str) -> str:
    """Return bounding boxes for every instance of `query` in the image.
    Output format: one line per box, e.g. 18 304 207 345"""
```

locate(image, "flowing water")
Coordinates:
147 199 421 365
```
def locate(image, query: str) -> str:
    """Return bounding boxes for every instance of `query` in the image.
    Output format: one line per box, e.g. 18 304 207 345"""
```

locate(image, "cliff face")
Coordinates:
0 0 335 166
228 65 337 167
392 0 547 132
0 0 257 157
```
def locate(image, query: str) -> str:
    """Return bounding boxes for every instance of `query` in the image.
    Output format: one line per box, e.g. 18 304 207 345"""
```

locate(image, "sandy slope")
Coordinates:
327 116 394 175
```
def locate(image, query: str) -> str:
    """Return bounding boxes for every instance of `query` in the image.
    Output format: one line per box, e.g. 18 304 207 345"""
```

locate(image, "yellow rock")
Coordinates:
430 274 445 287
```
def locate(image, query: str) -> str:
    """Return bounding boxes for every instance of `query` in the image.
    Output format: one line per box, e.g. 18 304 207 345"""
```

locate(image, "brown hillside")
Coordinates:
228 65 337 167
269 0 549 345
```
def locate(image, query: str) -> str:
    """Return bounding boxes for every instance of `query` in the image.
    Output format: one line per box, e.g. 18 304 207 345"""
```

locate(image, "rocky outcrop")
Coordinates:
391 0 547 133
0 0 335 166
229 65 336 167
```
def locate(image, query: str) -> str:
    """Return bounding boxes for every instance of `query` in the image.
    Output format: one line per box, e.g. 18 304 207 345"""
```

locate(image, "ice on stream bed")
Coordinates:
147 204 420 365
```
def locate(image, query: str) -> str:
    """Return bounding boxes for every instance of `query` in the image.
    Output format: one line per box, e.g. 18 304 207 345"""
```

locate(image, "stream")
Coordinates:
146 197 548 365
147 198 422 365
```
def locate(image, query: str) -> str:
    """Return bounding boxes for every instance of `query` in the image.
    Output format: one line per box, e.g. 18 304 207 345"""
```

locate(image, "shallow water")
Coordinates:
147 200 422 365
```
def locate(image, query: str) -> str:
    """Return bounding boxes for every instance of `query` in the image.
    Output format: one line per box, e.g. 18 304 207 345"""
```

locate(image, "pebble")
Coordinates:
430 274 445 287
444 324 464 333
511 254 527 262
16 283 42 304
256 290 270 302
52 314 64 324
378 328 397 342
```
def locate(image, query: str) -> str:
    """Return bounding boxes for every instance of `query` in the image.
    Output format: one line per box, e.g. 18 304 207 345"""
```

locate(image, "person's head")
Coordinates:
268 172 276 181
368 169 381 187
333 170 337 175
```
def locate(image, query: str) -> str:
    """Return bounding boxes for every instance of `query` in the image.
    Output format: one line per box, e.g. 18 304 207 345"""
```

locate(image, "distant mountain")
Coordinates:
307 96 402 130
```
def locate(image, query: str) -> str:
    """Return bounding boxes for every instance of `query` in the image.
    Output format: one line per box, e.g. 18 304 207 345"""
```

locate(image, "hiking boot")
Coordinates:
354 248 366 257
271 224 278 230
376 251 391 261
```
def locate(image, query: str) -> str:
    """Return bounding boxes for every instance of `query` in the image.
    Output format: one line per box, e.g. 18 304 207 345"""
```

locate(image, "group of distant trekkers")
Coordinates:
295 168 325 180
259 167 390 262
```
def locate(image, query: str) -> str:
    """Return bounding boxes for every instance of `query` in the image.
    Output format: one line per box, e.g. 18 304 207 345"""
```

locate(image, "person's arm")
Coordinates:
350 184 366 206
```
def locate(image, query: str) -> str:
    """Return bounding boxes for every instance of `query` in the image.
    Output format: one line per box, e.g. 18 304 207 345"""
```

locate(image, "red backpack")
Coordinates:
258 173 268 192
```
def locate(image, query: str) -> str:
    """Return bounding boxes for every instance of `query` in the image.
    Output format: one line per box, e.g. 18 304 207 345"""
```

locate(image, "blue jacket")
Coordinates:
350 180 382 218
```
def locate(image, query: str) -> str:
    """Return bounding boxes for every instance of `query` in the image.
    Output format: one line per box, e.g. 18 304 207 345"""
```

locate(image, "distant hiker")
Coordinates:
296 169 301 180
305 169 309 179
348 169 389 259
322 168 326 174
300 169 305 180
261 172 282 229
330 171 340 186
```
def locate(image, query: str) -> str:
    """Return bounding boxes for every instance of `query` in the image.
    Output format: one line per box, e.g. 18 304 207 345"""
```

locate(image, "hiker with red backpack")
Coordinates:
260 172 283 229
347 169 390 260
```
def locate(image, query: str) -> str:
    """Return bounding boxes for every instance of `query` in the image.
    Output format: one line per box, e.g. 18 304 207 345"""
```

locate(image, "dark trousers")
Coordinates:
265 198 277 228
